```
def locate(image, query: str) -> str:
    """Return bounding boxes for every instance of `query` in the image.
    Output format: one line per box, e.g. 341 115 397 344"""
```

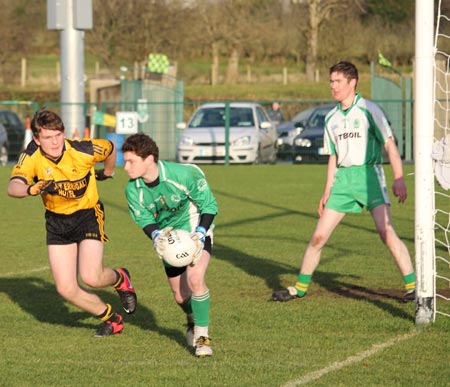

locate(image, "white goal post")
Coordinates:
416 0 450 323
414 0 435 324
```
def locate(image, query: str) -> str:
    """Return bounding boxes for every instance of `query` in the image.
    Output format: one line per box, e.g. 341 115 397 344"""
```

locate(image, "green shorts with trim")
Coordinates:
326 165 390 213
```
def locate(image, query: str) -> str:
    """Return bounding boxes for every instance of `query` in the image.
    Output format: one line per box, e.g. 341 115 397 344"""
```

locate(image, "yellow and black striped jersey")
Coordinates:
10 138 114 215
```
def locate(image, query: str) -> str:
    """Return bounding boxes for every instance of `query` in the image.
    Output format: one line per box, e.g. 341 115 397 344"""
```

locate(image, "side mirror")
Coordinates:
260 121 272 129
176 122 187 130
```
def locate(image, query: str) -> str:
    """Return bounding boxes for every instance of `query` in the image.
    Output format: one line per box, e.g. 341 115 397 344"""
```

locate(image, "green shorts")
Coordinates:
326 165 390 213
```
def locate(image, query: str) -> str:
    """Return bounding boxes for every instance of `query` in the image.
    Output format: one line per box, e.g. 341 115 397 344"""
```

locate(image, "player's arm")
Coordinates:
7 177 54 198
198 213 215 233
7 178 29 198
385 137 407 203
93 139 117 180
102 141 117 177
143 223 159 240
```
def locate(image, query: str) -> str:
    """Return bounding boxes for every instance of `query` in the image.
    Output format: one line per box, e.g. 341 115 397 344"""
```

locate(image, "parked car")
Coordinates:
276 106 316 159
0 110 26 163
177 102 278 164
292 104 334 164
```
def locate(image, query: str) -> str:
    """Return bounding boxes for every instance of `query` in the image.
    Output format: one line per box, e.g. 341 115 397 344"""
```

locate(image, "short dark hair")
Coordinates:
121 133 159 162
31 110 65 137
329 61 359 84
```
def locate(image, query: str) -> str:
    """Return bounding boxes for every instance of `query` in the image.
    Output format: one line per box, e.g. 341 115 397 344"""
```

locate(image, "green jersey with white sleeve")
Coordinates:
125 160 218 232
323 93 394 167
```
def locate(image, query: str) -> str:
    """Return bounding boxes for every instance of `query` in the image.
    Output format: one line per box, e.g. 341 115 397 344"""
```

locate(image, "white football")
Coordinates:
161 229 196 267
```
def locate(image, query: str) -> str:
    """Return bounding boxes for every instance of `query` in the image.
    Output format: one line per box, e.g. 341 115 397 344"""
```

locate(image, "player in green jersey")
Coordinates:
7 109 137 337
121 133 218 357
272 61 416 304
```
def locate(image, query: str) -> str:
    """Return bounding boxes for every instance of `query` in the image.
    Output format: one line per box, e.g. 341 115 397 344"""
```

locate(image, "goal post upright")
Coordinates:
414 0 435 324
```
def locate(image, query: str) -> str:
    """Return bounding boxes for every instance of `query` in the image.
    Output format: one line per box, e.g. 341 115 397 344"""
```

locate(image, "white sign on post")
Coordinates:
116 112 138 134
137 98 149 123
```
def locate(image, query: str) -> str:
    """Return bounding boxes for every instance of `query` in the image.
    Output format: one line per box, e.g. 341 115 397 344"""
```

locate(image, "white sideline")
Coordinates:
3 266 49 277
281 330 419 387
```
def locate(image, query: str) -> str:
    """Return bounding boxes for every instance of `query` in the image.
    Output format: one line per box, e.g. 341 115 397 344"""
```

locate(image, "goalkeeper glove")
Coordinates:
151 226 173 260
95 169 113 181
27 180 55 196
191 226 206 265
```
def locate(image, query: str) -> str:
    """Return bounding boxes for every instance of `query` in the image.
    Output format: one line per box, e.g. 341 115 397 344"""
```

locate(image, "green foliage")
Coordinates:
1 164 449 386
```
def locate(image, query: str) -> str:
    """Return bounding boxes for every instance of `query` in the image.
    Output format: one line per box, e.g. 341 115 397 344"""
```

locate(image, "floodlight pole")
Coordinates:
47 0 92 138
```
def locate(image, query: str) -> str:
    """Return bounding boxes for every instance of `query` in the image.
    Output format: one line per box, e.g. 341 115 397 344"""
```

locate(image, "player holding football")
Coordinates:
7 109 137 337
272 61 416 303
121 133 218 357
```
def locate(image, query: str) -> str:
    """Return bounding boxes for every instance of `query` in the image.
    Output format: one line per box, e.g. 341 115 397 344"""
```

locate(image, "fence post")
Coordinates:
225 102 230 166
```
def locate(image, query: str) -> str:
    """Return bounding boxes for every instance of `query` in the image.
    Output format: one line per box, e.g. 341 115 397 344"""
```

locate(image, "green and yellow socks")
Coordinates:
403 272 416 293
291 272 415 299
294 273 312 297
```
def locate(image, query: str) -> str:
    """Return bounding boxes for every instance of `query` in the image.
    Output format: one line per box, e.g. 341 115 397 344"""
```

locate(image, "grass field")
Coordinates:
1 163 449 386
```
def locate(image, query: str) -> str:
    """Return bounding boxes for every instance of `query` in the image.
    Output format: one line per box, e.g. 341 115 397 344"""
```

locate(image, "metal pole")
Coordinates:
60 0 85 138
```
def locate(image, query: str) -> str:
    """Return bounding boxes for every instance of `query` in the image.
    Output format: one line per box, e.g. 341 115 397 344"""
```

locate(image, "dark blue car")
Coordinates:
292 104 334 164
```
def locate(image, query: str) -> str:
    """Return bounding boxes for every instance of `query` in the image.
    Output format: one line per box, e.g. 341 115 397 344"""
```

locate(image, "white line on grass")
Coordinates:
2 266 49 277
281 330 419 387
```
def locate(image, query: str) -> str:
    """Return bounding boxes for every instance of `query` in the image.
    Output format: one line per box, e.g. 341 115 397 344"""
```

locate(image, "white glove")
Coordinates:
190 226 206 265
151 226 173 259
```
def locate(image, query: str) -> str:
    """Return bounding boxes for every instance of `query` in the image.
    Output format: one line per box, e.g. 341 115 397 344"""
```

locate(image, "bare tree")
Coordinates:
86 0 131 74
292 0 366 81
0 0 41 84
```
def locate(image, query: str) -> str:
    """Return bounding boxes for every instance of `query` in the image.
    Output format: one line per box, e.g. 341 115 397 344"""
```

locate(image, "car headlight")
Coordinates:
294 138 312 147
233 135 251 146
179 136 194 146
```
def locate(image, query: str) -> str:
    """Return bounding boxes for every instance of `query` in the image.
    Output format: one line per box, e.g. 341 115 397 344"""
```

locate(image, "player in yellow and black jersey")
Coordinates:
7 109 137 337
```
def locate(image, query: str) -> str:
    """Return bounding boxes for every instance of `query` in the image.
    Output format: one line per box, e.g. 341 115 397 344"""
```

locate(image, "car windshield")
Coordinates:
0 111 23 127
305 106 333 129
291 107 315 124
189 107 254 128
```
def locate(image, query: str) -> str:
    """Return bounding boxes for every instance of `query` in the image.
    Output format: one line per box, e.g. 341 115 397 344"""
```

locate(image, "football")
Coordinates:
160 229 197 267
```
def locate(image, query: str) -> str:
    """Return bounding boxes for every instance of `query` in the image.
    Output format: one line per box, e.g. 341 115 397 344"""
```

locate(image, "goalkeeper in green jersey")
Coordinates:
121 133 218 357
272 61 416 304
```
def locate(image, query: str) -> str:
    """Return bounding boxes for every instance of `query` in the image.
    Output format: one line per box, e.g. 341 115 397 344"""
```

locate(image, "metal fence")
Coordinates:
0 98 414 165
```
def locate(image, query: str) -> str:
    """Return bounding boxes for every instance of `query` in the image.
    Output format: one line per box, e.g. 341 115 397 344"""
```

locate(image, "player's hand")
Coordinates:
151 227 173 259
27 180 55 196
190 226 206 265
95 169 113 181
392 178 407 203
318 192 330 217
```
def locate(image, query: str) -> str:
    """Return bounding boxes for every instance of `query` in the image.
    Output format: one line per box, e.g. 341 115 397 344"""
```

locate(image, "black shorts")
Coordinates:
45 201 109 245
164 236 212 278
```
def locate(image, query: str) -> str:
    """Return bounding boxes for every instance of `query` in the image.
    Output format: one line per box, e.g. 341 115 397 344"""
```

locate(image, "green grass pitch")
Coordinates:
1 164 449 386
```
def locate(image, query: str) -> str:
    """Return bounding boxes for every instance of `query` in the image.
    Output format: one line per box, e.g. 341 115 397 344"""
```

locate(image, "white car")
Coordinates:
177 102 278 164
